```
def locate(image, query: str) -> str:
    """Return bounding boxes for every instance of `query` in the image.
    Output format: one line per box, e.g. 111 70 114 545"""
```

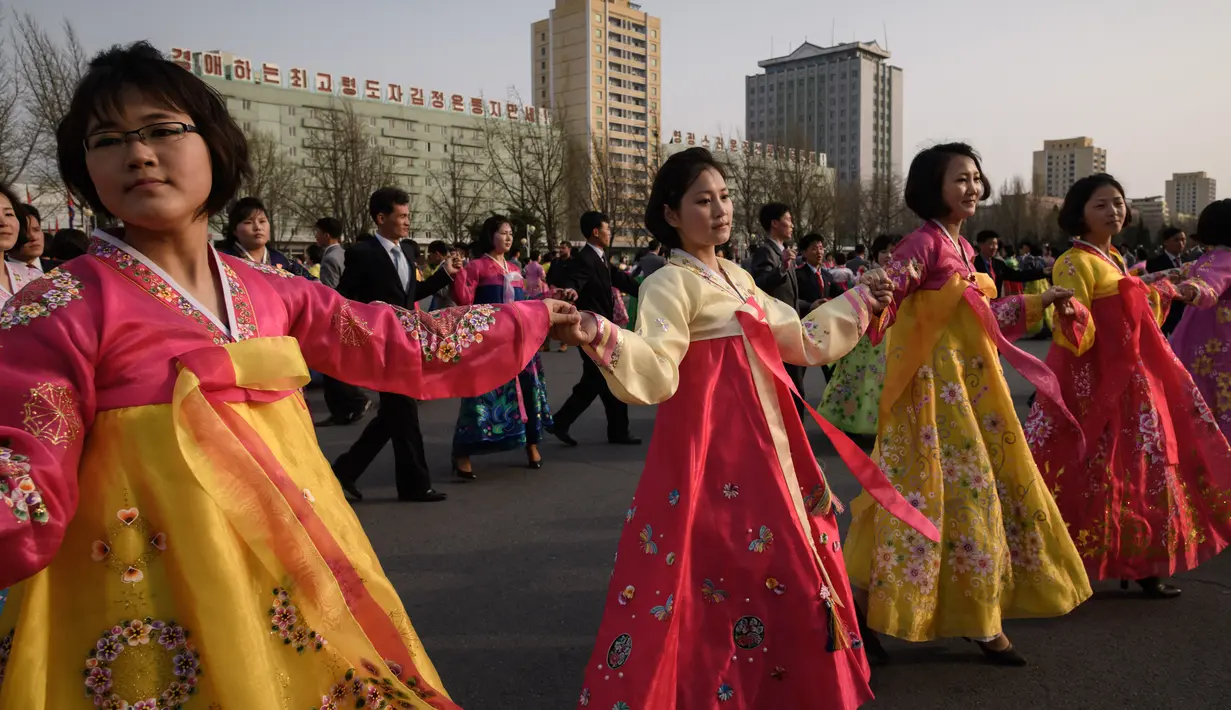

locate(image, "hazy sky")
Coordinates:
23 0 1231 201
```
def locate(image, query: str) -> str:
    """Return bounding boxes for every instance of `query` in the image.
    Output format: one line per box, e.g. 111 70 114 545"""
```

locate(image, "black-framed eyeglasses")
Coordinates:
84 122 199 153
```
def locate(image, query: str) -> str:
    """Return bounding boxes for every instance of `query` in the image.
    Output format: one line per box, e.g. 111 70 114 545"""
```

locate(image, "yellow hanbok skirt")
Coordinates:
0 337 452 709
843 279 1090 642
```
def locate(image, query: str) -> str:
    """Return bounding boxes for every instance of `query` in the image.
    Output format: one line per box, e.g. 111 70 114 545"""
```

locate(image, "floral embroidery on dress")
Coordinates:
84 618 201 709
270 587 328 653
91 239 246 345
313 664 437 709
91 506 168 584
391 303 497 363
606 633 633 669
22 382 83 446
223 263 258 340
240 259 297 279
732 616 765 649
717 682 736 702
0 268 83 330
333 301 373 347
1 447 48 524
883 257 924 292
989 297 1022 329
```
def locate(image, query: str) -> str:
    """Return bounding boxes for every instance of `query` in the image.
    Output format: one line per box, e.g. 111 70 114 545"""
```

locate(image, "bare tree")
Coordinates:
238 128 302 248
425 138 491 245
481 103 571 249
717 137 772 252
0 22 37 185
12 13 86 197
293 101 396 241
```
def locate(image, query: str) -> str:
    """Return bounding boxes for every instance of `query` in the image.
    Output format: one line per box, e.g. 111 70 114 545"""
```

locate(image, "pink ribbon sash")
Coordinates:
737 299 940 543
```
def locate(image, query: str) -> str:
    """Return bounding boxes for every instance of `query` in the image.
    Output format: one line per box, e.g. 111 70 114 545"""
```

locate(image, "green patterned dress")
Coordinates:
815 334 887 436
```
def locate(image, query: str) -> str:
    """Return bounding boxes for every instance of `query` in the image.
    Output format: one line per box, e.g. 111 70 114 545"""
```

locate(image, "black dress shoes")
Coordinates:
547 425 578 447
400 489 448 503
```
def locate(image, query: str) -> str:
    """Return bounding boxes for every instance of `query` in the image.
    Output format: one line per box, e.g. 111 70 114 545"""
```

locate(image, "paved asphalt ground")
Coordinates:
309 340 1231 710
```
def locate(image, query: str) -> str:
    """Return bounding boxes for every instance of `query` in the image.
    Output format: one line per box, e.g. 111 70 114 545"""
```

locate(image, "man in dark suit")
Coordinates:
973 230 1048 296
549 211 641 446
333 187 459 503
750 202 810 412
795 232 837 392
1147 226 1188 335
314 216 371 426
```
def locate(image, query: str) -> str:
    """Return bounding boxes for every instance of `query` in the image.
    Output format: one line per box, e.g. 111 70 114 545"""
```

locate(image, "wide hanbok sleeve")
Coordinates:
1176 255 1231 309
870 229 934 342
1051 253 1097 356
0 268 99 588
758 283 878 367
582 266 694 405
246 264 550 401
449 259 483 306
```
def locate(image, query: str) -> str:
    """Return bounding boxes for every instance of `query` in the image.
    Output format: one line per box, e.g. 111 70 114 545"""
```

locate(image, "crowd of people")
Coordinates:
0 41 1228 709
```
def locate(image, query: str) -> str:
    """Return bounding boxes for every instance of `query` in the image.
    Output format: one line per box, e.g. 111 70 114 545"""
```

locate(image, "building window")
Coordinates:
595 28 602 38
596 120 603 130
651 72 657 81
243 121 251 132
242 99 252 111
596 90 603 100
651 29 658 39
595 43 602 53
289 146 296 157
650 58 657 67
540 61 546 71
594 12 601 22
650 43 657 52
288 126 296 137
369 117 376 127
650 87 657 96
595 59 602 69
287 106 296 116
541 90 547 101
542 75 547 85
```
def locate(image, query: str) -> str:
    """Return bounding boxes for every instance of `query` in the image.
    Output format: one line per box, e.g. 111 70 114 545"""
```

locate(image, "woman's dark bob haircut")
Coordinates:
1057 173 1132 237
474 214 512 255
0 182 28 255
223 196 270 245
645 147 727 250
1195 199 1231 248
904 142 991 222
56 41 251 220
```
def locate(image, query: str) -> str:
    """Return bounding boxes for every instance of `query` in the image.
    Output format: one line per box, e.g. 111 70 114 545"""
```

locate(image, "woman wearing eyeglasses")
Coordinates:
0 42 582 708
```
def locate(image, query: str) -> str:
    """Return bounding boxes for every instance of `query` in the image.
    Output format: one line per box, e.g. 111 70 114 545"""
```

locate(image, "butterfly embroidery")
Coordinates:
701 578 728 604
749 525 773 553
640 524 658 555
650 594 674 621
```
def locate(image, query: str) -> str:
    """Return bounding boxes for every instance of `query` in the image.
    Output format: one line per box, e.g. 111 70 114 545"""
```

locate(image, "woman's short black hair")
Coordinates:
904 142 991 221
870 234 899 263
223 196 269 244
645 147 727 250
475 214 511 255
0 182 28 255
1057 173 1132 237
1196 199 1231 248
57 41 251 221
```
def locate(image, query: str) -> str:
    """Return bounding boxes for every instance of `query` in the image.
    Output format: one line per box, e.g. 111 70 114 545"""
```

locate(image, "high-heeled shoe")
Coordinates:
854 603 889 665
964 637 1028 666
1122 577 1181 599
526 446 543 470
453 460 476 481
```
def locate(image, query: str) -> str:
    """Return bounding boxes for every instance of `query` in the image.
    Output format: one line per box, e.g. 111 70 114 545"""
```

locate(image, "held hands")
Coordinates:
442 252 464 276
542 298 580 328
856 269 894 314
1041 285 1074 307
1176 282 1200 303
550 311 597 347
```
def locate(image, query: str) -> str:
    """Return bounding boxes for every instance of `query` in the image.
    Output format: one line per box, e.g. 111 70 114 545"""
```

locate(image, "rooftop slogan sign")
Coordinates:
169 47 550 124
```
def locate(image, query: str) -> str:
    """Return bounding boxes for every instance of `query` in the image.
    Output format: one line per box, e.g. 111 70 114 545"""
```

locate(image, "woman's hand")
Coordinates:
857 269 894 314
542 298 579 327
551 311 597 347
1041 286 1074 307
1176 282 1200 303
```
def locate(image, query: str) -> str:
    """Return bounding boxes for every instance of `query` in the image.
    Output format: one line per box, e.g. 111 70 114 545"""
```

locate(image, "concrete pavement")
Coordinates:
310 342 1231 710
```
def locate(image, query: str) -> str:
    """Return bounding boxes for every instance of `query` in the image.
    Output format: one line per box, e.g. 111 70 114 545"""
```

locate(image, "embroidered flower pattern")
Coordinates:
0 268 83 329
333 300 373 347
240 260 297 279
315 664 438 709
83 618 200 708
1 447 47 524
392 303 496 363
269 587 327 653
22 382 83 446
989 297 1022 329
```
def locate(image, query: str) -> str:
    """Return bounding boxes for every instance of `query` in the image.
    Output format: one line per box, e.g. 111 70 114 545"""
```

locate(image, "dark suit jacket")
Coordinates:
1146 251 1186 333
750 238 804 312
558 244 639 320
795 264 835 315
337 238 452 308
545 255 572 288
973 254 1045 296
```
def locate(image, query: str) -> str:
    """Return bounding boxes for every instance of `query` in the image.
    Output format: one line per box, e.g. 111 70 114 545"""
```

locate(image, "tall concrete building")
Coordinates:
531 0 662 242
1166 171 1217 219
1130 196 1169 236
745 41 903 184
1031 137 1107 199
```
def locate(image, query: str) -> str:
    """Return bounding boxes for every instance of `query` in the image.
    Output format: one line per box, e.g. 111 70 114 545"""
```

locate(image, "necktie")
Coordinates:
391 247 410 292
